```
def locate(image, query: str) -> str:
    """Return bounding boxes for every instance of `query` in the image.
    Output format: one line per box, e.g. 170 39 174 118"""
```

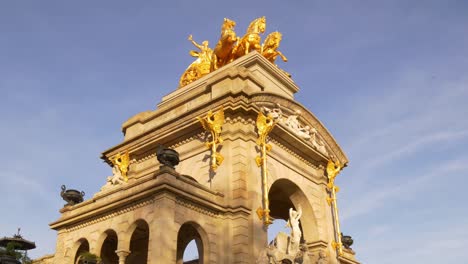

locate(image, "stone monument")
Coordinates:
33 17 360 264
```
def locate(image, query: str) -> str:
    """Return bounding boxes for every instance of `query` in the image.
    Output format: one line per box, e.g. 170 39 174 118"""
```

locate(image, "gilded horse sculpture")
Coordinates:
211 18 238 71
261 31 287 63
179 16 290 88
232 16 266 59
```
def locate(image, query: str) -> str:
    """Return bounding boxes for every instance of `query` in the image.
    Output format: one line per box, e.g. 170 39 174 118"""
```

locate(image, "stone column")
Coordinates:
115 249 131 264
147 191 177 264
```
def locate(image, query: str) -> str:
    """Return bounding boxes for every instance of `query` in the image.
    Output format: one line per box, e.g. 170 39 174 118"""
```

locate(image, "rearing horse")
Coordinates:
211 18 238 71
232 16 266 60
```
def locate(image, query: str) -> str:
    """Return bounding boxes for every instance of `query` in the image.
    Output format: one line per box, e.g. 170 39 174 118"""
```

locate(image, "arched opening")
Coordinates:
100 229 119 264
183 240 199 263
268 178 318 244
176 222 207 264
126 220 149 264
73 238 89 264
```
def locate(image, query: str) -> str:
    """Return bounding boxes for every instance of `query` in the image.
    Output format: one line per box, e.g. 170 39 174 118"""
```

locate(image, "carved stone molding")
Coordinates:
175 197 220 218
64 198 154 232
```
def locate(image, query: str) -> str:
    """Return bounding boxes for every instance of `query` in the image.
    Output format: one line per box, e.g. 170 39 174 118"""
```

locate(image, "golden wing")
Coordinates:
256 112 275 145
326 160 341 179
256 111 268 135
197 116 209 131
211 107 225 134
120 152 130 168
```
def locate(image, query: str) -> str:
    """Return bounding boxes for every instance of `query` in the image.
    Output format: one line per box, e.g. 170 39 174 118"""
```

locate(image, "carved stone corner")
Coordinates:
59 205 72 214
154 165 180 178
338 251 360 264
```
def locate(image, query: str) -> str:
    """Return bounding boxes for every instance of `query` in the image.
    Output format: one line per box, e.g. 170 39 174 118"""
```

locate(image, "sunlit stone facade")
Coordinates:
34 52 359 264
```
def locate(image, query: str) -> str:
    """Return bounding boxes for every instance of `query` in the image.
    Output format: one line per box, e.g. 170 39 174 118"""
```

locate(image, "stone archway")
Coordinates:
73 238 89 264
126 219 150 264
176 222 209 264
100 229 119 264
268 178 319 243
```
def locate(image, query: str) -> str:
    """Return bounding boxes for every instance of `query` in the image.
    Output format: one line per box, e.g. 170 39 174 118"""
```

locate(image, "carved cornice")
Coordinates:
269 138 318 170
170 133 204 149
225 115 256 126
176 197 220 218
64 198 154 232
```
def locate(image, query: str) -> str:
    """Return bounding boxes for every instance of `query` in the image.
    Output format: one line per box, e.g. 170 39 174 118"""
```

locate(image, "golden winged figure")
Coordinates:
256 111 275 146
113 151 130 182
197 107 225 170
197 107 224 143
326 160 342 181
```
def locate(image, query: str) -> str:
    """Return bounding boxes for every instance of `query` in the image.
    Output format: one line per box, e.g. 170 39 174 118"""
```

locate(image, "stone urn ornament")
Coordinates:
60 185 85 206
156 145 180 169
341 233 354 249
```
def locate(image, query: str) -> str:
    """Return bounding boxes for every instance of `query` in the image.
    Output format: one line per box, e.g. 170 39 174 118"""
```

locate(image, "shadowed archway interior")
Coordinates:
126 220 150 264
269 178 313 243
74 238 90 264
100 230 119 264
177 223 204 264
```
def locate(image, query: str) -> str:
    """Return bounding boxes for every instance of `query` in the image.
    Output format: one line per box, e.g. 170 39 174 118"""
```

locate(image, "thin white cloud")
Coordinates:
357 129 468 172
341 157 468 221
358 220 468 264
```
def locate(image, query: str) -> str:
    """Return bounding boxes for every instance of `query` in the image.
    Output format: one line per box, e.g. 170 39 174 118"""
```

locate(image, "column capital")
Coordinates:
115 249 131 257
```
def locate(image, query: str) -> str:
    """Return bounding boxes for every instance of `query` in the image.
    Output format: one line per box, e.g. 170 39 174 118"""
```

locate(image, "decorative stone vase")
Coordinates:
60 185 85 206
156 145 180 169
341 234 354 249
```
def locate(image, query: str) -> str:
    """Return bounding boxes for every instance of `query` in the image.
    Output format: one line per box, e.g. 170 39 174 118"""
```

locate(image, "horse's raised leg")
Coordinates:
278 51 288 62
211 54 218 71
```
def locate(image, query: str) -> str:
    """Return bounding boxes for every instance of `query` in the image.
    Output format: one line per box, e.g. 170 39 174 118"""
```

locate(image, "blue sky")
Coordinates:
1 1 467 263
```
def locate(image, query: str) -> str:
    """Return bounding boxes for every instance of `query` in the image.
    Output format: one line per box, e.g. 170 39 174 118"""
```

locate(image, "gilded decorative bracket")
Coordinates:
197 107 225 171
255 111 277 226
326 160 344 256
113 151 130 182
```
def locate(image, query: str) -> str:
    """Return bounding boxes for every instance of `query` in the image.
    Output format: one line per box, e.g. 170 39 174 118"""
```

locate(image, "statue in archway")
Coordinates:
287 207 302 255
256 206 312 264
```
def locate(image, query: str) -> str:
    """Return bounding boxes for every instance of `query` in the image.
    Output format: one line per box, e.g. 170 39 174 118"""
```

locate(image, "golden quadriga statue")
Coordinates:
179 16 288 87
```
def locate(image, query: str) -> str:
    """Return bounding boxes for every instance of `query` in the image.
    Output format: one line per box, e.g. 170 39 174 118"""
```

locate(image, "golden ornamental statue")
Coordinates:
197 107 225 171
261 31 287 64
211 18 238 71
179 16 288 88
179 35 213 87
231 16 266 60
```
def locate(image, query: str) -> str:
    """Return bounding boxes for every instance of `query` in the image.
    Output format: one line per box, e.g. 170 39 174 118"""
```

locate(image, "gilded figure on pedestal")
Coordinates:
179 35 213 87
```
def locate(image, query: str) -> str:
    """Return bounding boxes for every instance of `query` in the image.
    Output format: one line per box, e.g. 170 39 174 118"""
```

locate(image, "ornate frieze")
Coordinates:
262 105 329 157
64 198 154 232
175 197 220 218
